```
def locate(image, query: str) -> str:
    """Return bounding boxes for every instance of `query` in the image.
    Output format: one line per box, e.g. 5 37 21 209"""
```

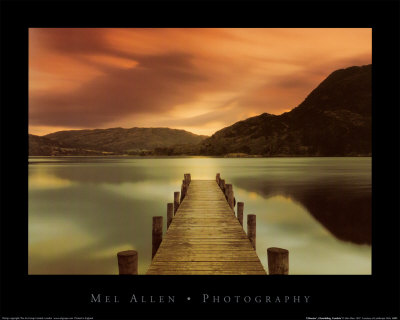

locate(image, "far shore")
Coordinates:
28 154 372 159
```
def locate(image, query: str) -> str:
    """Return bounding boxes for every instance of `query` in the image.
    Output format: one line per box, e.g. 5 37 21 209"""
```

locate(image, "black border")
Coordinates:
1 1 399 319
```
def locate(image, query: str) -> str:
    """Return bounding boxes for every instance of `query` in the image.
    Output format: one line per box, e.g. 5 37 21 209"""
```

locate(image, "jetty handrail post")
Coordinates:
267 247 289 275
184 173 191 185
226 184 234 209
152 216 163 259
220 179 226 193
174 191 180 215
231 184 235 208
237 202 244 226
180 180 186 202
117 250 138 275
247 214 256 249
167 203 173 229
224 183 230 199
216 173 220 184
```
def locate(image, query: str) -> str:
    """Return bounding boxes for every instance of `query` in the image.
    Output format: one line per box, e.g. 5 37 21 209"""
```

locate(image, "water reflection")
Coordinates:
234 177 371 245
28 157 371 275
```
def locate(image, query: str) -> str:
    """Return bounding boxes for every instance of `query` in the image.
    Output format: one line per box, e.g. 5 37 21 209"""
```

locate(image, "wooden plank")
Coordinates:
148 262 265 271
155 249 260 256
152 256 261 262
146 179 266 275
158 245 255 251
147 270 266 275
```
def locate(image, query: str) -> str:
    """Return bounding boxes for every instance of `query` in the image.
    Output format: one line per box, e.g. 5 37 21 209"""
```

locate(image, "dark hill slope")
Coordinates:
200 65 371 156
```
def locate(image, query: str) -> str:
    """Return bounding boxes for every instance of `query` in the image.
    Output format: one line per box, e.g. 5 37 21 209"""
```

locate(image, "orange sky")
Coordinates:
29 28 371 136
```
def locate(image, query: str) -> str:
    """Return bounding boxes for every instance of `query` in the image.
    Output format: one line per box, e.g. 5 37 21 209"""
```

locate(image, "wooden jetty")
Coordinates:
146 174 266 275
117 173 289 275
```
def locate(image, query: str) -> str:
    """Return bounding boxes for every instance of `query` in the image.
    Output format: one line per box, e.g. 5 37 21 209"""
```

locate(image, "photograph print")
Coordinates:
28 28 372 276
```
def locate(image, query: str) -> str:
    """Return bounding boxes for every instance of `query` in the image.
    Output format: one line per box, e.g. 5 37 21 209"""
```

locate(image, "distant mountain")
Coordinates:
29 134 110 156
29 134 63 156
199 64 371 156
29 65 371 157
29 127 208 156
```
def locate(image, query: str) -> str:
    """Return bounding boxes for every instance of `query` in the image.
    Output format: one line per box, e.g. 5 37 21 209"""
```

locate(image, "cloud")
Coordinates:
237 53 373 114
30 51 209 127
29 28 372 135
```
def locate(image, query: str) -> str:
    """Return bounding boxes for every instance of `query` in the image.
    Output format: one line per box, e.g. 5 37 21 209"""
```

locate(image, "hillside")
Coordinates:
199 64 371 156
29 65 371 157
29 134 111 156
29 127 207 156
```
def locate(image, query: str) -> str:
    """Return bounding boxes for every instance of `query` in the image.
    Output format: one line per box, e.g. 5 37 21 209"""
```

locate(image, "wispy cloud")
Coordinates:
29 28 371 135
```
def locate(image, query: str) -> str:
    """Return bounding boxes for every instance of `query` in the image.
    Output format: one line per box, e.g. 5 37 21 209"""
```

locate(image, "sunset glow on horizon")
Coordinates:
29 28 371 136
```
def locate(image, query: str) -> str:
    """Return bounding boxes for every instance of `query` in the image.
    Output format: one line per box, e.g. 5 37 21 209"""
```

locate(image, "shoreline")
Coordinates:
28 154 372 159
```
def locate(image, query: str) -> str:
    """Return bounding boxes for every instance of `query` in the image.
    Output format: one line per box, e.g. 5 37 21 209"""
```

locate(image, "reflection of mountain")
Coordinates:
233 178 371 245
41 159 371 245
296 190 371 245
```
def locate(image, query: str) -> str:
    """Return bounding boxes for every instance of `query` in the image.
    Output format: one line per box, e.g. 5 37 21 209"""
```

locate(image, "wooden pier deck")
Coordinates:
146 180 266 275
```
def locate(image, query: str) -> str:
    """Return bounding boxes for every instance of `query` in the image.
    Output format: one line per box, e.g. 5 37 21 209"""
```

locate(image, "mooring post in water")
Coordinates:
174 191 180 215
167 203 173 229
247 214 256 250
267 247 289 275
152 216 163 259
216 173 220 184
237 202 244 226
117 250 138 275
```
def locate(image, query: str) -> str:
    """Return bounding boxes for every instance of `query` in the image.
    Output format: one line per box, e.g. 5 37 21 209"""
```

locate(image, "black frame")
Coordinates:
1 1 399 319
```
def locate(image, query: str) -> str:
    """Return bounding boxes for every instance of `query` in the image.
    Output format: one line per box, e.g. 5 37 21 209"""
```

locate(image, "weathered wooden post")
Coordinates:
117 250 138 275
184 173 191 185
267 247 289 275
152 216 163 259
247 214 256 249
220 179 225 193
226 184 234 209
174 191 180 215
167 203 173 229
216 173 220 184
224 183 230 199
237 202 244 226
180 180 187 202
231 184 235 208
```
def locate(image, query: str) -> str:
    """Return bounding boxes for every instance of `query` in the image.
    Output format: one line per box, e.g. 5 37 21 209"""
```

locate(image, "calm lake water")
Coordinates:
28 157 371 275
